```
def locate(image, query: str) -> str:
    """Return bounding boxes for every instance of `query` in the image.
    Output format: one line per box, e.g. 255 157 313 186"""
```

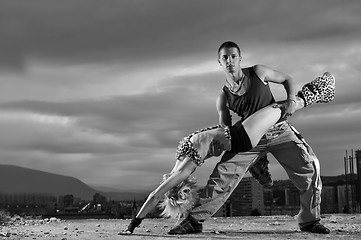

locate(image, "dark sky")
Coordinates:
0 0 360 191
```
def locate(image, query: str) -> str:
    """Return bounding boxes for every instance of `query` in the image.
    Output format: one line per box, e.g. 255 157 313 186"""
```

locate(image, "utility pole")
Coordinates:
344 149 361 213
349 150 355 213
356 150 361 213
344 150 350 213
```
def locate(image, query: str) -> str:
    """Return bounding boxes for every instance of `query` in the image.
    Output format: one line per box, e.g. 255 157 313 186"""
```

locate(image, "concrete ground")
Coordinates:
1 214 361 240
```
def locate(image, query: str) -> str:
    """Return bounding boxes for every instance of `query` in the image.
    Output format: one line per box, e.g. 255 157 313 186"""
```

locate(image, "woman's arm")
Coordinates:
135 157 198 219
119 157 198 235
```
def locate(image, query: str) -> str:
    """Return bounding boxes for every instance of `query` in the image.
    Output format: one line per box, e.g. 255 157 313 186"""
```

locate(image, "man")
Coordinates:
168 41 330 235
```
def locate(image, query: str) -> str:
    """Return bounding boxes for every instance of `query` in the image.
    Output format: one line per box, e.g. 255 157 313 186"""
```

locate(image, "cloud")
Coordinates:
2 0 360 69
0 0 360 191
0 111 127 154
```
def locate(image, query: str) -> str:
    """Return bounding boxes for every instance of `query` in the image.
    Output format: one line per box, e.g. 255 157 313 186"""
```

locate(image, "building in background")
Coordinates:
263 180 300 216
214 177 264 217
213 174 361 217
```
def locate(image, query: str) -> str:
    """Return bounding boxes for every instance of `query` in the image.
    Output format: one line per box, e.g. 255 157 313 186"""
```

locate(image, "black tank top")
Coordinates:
223 66 275 121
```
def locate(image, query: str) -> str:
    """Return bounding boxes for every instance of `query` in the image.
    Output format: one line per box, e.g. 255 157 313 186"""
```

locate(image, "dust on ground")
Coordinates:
1 214 360 240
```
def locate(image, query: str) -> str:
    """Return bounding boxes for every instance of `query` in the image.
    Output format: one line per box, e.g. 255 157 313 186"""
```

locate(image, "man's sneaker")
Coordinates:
249 156 273 187
300 222 330 234
168 215 203 235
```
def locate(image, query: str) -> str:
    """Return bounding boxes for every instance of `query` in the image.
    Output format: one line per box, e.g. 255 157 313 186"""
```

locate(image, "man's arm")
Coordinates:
216 91 232 127
254 64 297 117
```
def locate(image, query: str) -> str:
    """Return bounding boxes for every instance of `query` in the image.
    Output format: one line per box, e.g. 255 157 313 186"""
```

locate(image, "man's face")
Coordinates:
218 47 241 74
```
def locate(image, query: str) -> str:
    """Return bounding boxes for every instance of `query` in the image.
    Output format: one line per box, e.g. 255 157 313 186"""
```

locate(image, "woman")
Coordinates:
120 72 335 235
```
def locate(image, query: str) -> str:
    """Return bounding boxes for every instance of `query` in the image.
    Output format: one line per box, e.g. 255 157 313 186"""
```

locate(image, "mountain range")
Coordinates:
1 164 352 202
0 164 147 201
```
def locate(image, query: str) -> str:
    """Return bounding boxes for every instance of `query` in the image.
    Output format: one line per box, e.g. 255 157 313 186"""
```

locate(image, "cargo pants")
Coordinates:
190 120 322 227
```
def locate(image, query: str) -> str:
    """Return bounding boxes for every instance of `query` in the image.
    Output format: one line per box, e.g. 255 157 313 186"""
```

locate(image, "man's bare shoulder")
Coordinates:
253 64 272 75
252 64 271 83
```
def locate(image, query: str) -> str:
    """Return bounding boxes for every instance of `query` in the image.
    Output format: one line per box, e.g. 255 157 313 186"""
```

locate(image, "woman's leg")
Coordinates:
243 71 335 148
242 105 283 148
242 95 305 148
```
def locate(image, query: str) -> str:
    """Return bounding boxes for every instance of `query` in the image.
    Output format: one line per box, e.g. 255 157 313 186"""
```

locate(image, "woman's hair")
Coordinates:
158 177 199 221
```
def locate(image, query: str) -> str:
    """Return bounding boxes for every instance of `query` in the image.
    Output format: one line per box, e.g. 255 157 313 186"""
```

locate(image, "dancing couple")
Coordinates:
120 41 335 235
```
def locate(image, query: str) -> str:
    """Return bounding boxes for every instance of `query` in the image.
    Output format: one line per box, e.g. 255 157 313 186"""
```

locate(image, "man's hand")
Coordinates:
273 99 297 119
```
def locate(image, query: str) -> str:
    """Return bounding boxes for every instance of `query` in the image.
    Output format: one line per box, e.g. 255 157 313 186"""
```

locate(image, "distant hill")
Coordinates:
91 185 148 201
102 191 147 201
0 164 98 200
0 164 148 201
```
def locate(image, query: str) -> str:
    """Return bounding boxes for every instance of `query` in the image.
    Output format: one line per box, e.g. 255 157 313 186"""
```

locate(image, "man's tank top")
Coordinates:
223 66 275 121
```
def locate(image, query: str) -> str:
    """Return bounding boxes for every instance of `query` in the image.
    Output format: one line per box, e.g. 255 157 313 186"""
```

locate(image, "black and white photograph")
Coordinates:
0 0 360 239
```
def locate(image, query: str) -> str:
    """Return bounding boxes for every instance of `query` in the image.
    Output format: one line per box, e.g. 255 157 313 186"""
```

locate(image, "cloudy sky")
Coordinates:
1 0 360 192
